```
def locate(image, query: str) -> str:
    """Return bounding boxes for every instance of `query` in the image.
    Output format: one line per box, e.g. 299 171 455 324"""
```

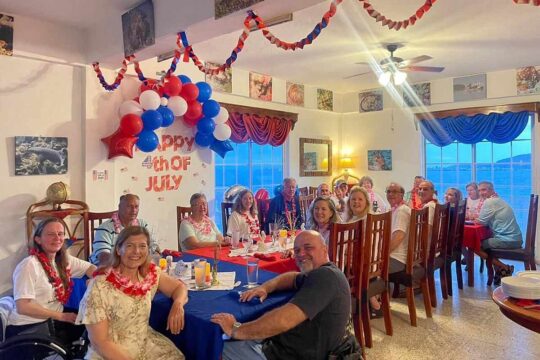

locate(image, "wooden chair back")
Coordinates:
428 203 450 267
26 199 90 259
257 198 271 228
298 186 309 196
88 210 116 244
221 202 234 235
524 194 538 255
362 212 392 284
308 186 318 196
406 207 430 273
447 200 466 256
176 206 192 236
299 194 315 225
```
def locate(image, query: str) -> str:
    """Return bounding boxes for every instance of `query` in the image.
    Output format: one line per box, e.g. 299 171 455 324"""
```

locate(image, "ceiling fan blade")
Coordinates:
399 55 432 67
403 65 445 73
343 71 371 79
354 61 370 65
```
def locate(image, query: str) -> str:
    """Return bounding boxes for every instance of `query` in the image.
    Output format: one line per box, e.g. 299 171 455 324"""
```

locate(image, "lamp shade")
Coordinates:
378 71 391 86
394 70 407 85
339 157 354 169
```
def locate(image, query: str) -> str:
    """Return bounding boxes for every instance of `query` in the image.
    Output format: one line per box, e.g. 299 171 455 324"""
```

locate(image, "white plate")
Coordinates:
501 276 540 300
516 270 540 280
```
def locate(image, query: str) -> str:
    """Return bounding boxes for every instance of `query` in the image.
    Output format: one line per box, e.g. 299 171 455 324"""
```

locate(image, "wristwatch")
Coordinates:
231 321 242 339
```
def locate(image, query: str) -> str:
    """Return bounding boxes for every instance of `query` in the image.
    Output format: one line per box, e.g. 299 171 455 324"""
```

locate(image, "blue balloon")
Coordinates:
137 130 159 152
178 75 192 84
157 106 175 127
196 82 213 102
210 139 233 159
141 110 163 130
195 132 214 148
197 117 216 134
202 100 221 118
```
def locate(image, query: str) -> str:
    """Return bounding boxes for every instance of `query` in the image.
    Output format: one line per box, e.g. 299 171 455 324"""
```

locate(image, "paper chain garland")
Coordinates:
93 0 535 91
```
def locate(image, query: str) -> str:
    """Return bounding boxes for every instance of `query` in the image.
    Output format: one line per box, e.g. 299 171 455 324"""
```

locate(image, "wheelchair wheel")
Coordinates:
0 337 69 360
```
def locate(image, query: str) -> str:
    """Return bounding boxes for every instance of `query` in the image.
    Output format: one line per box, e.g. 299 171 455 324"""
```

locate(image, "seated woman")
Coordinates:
77 226 186 360
179 193 228 251
360 175 389 213
227 189 261 237
7 218 96 344
465 182 483 220
445 187 463 208
307 197 339 245
347 186 371 223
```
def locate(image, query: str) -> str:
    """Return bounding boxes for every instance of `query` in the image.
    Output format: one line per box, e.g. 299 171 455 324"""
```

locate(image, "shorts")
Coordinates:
481 237 522 251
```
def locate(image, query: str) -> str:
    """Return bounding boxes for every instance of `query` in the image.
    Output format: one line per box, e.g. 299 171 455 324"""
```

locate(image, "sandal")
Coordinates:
370 306 384 319
494 265 514 286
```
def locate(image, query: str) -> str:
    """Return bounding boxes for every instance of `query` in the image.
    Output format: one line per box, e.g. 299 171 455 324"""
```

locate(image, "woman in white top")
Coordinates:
465 182 483 220
360 176 389 213
179 193 229 251
227 189 260 237
307 197 339 245
7 218 96 343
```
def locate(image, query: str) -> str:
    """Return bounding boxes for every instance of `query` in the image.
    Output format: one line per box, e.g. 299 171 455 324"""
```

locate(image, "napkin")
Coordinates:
254 253 277 262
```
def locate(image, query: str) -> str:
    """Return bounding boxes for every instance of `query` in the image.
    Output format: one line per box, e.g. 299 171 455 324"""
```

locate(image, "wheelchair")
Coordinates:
0 318 88 360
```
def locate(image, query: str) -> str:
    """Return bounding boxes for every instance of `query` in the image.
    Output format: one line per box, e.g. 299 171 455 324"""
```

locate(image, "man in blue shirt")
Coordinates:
475 181 522 285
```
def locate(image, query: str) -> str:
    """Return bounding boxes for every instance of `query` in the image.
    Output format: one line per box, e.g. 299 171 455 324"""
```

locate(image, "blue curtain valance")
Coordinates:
419 110 530 147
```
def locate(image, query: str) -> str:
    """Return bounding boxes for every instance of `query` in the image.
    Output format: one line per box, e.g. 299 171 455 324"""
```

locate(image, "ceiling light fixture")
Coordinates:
378 69 407 86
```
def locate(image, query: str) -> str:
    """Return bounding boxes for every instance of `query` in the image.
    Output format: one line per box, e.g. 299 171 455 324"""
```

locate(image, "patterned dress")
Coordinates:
76 268 184 360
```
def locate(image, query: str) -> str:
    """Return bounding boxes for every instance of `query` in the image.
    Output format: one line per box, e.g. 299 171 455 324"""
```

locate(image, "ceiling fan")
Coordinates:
345 44 445 84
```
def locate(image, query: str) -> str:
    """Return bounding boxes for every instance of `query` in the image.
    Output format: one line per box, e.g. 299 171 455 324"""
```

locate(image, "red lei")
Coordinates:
186 216 213 236
283 197 297 230
29 249 73 305
411 189 422 210
241 212 260 235
112 212 139 234
104 263 158 297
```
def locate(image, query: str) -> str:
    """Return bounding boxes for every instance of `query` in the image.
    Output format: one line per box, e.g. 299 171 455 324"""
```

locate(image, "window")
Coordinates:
425 117 533 232
214 141 284 231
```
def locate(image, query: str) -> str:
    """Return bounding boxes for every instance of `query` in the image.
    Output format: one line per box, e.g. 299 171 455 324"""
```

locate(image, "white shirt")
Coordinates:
389 204 411 265
9 255 92 326
178 218 222 251
227 211 259 236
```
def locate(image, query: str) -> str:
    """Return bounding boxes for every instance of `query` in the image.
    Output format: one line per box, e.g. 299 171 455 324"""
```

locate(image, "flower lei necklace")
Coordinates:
29 249 72 305
112 212 139 234
283 198 297 230
411 188 422 209
391 200 406 212
186 215 212 235
241 212 260 235
104 263 157 297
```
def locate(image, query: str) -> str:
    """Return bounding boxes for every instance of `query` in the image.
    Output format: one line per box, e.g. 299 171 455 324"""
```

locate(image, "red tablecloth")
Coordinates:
463 224 492 252
185 243 298 274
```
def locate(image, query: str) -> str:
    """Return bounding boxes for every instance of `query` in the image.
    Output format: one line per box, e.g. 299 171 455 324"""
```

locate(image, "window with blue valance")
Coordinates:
418 110 531 147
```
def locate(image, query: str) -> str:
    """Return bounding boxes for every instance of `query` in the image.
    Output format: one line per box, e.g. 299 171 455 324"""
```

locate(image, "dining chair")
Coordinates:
426 203 450 307
298 186 309 196
256 198 270 229
299 194 315 225
308 186 318 196
487 194 538 283
361 211 392 348
445 200 467 296
176 206 192 238
221 202 234 235
328 220 365 350
389 207 432 327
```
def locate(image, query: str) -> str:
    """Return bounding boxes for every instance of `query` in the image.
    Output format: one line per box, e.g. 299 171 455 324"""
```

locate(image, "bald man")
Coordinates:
211 231 355 360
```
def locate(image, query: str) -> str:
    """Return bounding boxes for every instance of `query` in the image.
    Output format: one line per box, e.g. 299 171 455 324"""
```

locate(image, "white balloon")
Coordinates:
213 123 232 141
214 108 229 124
168 96 188 117
160 97 168 107
118 100 143 117
139 90 161 110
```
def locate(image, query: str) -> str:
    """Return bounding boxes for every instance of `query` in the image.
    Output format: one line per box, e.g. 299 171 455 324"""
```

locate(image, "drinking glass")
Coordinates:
268 223 277 244
246 258 259 288
194 260 207 289
231 231 240 249
243 234 253 254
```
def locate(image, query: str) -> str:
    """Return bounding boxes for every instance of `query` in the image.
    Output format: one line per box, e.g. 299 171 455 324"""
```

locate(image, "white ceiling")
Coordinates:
2 0 540 92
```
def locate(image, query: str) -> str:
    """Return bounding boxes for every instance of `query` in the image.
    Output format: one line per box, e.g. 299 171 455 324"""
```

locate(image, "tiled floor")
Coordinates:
365 259 540 359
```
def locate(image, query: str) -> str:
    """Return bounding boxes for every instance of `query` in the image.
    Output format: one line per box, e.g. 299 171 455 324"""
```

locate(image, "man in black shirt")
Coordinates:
211 230 352 360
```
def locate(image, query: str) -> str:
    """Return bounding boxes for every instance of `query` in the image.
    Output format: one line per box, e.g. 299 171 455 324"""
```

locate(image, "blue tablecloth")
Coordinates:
149 254 294 360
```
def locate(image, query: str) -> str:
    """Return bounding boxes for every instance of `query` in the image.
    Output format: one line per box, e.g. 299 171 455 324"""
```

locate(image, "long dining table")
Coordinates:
149 253 295 360
462 223 492 286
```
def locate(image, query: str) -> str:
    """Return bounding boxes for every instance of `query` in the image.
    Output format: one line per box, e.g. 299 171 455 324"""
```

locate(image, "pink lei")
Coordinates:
186 215 213 235
112 212 139 234
241 212 260 235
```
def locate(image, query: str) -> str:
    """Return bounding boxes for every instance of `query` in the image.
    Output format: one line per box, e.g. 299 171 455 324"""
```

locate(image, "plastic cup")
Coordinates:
194 260 207 289
246 258 259 288
232 231 240 249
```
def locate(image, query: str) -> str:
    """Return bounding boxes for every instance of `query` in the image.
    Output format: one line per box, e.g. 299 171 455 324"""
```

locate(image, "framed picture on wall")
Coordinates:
215 0 263 19
122 0 155 56
249 72 272 101
453 74 486 102
367 150 392 171
0 13 14 56
286 82 304 107
299 138 332 177
403 82 431 107
317 89 333 111
15 136 68 176
359 90 383 113
205 61 232 93
516 65 540 95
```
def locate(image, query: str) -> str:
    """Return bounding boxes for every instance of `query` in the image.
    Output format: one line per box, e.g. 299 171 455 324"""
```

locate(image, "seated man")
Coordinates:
211 230 356 360
266 178 303 230
475 181 522 285
89 194 150 265
386 182 411 274
316 183 331 198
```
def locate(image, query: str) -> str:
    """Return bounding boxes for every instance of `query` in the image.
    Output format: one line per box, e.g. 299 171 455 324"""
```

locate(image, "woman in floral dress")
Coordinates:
77 226 187 360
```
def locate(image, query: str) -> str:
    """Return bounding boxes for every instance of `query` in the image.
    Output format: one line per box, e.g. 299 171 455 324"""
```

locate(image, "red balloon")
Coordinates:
184 101 202 120
119 114 143 136
140 79 163 96
163 76 182 97
101 129 138 159
180 83 199 102
183 115 200 127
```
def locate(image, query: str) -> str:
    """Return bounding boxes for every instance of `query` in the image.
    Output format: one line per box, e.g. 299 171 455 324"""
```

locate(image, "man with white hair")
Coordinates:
211 230 356 360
